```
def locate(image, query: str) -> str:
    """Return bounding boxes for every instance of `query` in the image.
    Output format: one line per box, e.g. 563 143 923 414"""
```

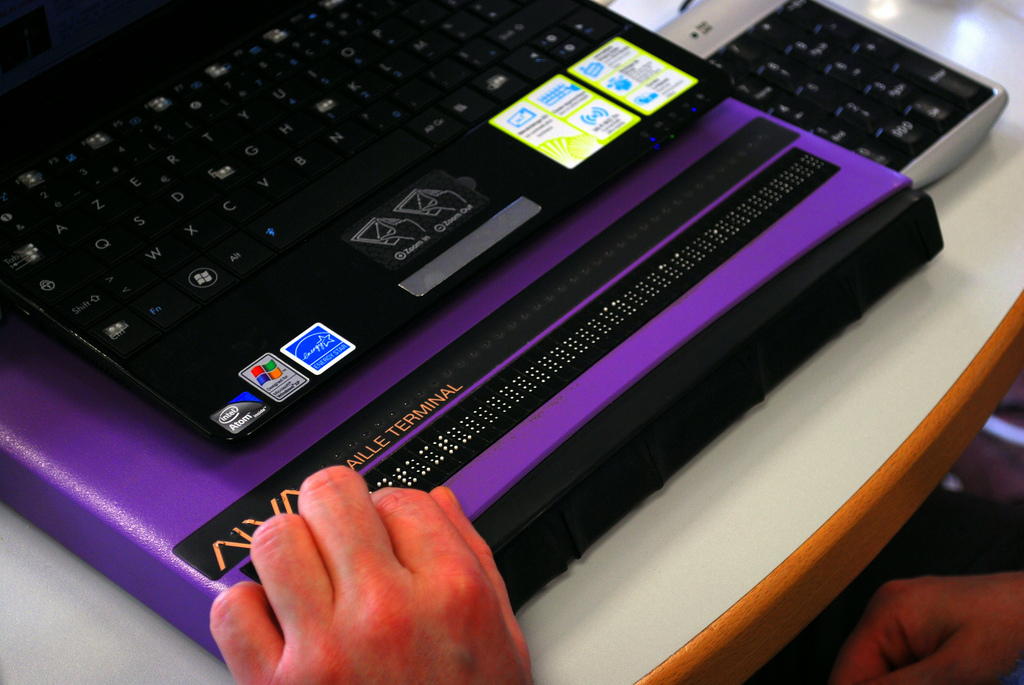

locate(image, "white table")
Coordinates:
3 0 1024 682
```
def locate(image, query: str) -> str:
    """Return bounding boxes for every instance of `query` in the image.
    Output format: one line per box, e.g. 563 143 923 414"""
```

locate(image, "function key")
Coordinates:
129 281 200 330
82 131 115 151
109 112 149 135
89 310 160 357
41 148 87 175
561 7 620 42
204 62 234 79
16 170 46 190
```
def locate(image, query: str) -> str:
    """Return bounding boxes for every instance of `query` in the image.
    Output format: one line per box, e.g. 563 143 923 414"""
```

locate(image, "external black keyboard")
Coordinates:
0 0 624 358
705 0 993 171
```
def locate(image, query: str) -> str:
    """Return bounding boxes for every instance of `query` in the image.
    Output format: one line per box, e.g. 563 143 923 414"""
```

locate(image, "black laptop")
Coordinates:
0 0 730 440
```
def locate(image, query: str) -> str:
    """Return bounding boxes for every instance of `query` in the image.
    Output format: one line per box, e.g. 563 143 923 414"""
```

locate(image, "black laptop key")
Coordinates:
457 37 505 69
122 165 179 201
407 108 466 144
894 50 988 110
720 35 769 71
908 93 963 133
86 226 144 265
245 129 431 250
249 166 306 201
756 53 808 94
84 187 140 224
377 51 428 81
164 179 219 216
853 30 900 66
123 202 180 239
90 310 160 357
836 94 886 133
503 47 558 81
344 69 395 103
41 211 100 248
172 261 237 302
407 30 458 61
209 232 275 277
59 286 118 327
734 75 779 109
814 12 861 48
29 253 104 303
864 73 918 111
439 11 488 42
130 281 200 330
111 133 163 166
751 15 802 52
137 237 196 275
288 143 342 176
787 37 837 70
28 176 87 213
824 52 879 91
3 239 55 279
338 36 388 69
561 7 620 42
175 211 235 249
402 0 451 28
472 67 527 103
440 87 495 123
878 119 936 157
73 155 126 190
233 98 284 131
485 0 575 49
371 17 420 47
812 120 864 149
0 201 46 237
771 96 825 128
425 57 474 88
321 120 378 154
101 260 159 301
797 73 853 112
274 113 327 146
392 77 444 111
470 0 516 22
163 141 215 175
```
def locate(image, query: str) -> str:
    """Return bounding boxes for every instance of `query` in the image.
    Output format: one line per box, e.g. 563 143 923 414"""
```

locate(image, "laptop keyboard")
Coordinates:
708 0 992 171
0 0 624 358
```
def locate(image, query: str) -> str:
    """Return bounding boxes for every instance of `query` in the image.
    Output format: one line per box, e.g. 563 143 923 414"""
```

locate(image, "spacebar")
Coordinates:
245 130 433 249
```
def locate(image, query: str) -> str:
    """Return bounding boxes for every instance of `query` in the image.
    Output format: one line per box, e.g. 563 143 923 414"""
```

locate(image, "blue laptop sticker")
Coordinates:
281 323 356 375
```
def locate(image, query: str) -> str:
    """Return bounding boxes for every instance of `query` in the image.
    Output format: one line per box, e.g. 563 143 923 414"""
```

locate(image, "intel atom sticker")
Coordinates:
239 353 309 401
490 76 639 169
211 392 272 435
569 38 698 114
281 323 355 375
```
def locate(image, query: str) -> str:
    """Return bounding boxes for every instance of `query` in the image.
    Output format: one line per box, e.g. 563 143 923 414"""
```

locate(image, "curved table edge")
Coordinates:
636 288 1024 685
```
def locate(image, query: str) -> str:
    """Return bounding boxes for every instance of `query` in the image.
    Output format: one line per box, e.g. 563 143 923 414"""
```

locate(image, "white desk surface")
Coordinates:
3 0 1024 682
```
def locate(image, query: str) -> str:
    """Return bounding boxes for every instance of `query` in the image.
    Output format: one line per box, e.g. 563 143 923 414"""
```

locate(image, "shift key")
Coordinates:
244 130 432 250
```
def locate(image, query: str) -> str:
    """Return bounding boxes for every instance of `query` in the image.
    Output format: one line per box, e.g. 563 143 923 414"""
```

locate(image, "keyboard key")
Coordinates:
751 15 802 52
771 96 825 128
853 30 900 66
27 176 87 213
130 281 200 330
343 69 395 103
836 94 887 133
812 120 864 150
439 11 488 41
209 232 275 276
503 46 558 81
425 57 475 88
58 286 119 327
122 165 179 200
100 260 160 301
485 0 575 49
39 210 101 248
136 236 196 275
357 101 411 133
392 78 443 111
439 87 495 123
321 120 378 154
338 36 387 69
202 158 255 190
171 260 238 302
402 0 450 28
27 252 104 303
470 0 517 22
560 7 619 42
164 178 219 215
110 133 163 166
407 108 466 144
162 140 215 174
456 37 505 68
407 30 458 61
864 73 918 111
878 118 936 156
551 36 590 62
815 12 861 48
756 53 808 94
797 73 855 112
895 51 989 110
288 143 343 175
216 187 273 223
82 186 140 223
377 50 427 81
122 202 181 239
2 239 54 279
823 52 879 90
734 75 779 109
908 93 963 133
471 67 527 103
371 17 419 47
787 37 837 69
853 137 908 169
245 130 431 250
90 310 160 357
719 34 769 71
232 97 285 131
71 154 126 189
274 112 327 145
532 28 570 51
175 211 236 249
235 134 291 168
0 200 47 237
85 226 144 265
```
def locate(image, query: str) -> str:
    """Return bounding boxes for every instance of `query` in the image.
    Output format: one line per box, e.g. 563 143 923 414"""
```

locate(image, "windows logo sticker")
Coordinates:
238 353 309 402
281 322 356 375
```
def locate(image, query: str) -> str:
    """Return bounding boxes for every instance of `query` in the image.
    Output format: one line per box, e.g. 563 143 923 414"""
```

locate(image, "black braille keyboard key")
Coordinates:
907 93 963 133
751 15 802 52
485 0 574 49
503 47 558 81
90 310 160 357
171 260 238 302
0 201 47 237
40 210 100 248
439 87 494 123
836 94 887 133
853 30 900 67
756 53 808 94
129 281 200 330
250 165 306 200
175 211 235 249
471 67 527 103
864 72 918 111
425 57 475 88
59 286 118 328
407 108 466 144
894 50 988 110
719 34 769 71
815 12 861 48
28 252 104 303
878 118 936 156
771 96 825 128
83 187 140 224
85 226 144 265
853 138 908 169
209 232 275 277
457 37 505 68
824 52 879 91
797 73 854 112
561 7 619 42
787 37 837 70
245 130 431 250
164 179 219 215
137 236 196 275
100 260 160 301
402 0 450 28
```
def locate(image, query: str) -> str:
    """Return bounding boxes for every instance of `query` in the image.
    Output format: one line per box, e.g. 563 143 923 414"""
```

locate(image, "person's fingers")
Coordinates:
851 642 982 685
369 486 480 574
298 466 398 588
249 512 333 639
430 486 531 671
210 581 284 685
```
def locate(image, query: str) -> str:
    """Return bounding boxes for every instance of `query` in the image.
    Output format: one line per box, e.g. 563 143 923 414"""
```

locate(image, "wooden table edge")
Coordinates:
636 288 1024 685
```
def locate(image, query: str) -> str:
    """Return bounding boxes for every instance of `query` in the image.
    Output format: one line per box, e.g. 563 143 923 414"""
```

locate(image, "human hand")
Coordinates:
210 466 532 685
829 572 1024 685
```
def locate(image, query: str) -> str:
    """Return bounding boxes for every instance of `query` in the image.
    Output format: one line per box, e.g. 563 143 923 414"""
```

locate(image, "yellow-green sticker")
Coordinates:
490 75 640 169
569 38 699 114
